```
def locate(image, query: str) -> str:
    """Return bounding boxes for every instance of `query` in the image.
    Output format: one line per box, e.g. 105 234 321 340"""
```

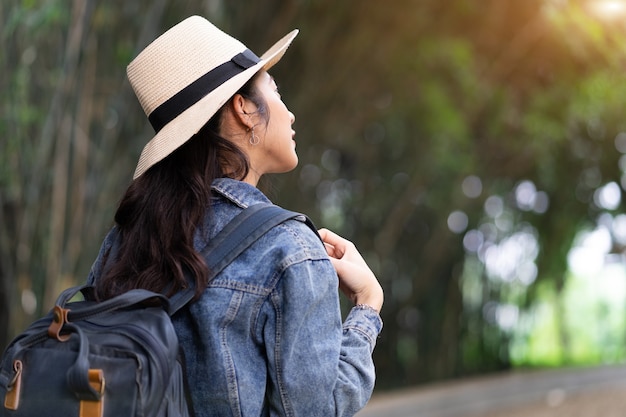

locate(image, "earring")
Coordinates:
249 128 260 145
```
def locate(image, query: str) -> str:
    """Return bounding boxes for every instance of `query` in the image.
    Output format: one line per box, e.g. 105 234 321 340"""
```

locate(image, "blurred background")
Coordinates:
2 0 626 401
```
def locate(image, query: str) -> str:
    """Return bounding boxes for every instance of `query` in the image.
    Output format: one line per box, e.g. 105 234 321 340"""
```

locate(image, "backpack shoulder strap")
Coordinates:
168 204 317 314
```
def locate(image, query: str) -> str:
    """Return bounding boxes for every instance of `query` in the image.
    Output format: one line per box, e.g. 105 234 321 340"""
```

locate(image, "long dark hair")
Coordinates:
95 73 268 301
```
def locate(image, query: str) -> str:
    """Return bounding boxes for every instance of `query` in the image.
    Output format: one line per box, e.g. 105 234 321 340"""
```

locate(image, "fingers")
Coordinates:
322 242 338 259
317 228 336 239
318 227 384 312
318 228 339 251
319 229 340 258
318 228 356 260
318 228 348 247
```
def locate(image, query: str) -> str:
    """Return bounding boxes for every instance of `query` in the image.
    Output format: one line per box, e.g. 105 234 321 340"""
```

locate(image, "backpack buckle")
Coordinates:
4 359 22 410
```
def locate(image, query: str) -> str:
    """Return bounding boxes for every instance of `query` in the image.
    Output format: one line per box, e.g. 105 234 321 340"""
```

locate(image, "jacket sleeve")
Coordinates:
261 252 383 417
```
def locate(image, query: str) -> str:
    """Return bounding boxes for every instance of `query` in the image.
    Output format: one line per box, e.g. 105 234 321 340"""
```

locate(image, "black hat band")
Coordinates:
148 49 261 133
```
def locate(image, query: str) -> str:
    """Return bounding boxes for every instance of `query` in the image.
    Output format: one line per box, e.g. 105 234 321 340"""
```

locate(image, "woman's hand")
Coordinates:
318 228 384 313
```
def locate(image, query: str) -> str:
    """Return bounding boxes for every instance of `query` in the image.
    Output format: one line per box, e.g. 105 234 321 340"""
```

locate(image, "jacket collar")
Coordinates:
211 177 272 208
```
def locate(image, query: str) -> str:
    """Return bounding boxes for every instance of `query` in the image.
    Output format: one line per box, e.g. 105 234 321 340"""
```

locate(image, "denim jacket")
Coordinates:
87 178 383 416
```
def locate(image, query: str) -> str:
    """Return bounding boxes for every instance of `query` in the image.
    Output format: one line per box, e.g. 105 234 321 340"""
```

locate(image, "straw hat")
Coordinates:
127 15 298 179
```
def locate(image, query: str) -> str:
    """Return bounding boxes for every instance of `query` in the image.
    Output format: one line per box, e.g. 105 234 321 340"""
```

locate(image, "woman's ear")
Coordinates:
231 93 254 129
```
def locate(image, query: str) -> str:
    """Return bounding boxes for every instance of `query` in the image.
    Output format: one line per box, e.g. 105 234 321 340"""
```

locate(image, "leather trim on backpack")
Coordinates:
48 305 72 342
79 369 105 417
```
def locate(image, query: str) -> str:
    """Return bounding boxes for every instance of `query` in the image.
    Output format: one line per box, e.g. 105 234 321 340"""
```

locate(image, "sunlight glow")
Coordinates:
589 0 626 19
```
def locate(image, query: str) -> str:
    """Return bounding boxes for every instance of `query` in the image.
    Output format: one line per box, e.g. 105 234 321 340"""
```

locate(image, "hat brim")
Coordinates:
133 29 299 180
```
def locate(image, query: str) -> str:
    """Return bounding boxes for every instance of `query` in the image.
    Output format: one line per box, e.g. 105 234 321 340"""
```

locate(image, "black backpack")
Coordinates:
0 204 313 417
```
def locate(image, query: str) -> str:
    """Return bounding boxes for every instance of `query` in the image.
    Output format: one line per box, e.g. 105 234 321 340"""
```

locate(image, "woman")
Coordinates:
88 16 383 416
